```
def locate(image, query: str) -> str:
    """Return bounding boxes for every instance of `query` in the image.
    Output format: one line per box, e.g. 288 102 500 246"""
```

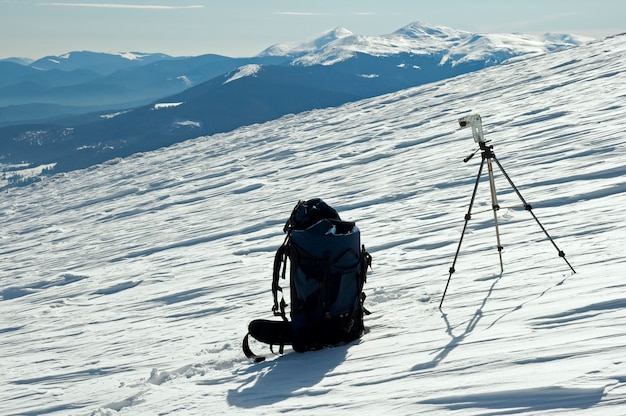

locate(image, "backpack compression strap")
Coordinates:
243 334 285 363
243 319 291 362
242 333 266 363
243 331 289 363
242 334 286 363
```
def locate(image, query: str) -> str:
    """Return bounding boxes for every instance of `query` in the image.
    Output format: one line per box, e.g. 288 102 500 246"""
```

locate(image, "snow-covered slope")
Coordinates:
262 22 592 66
1 34 625 415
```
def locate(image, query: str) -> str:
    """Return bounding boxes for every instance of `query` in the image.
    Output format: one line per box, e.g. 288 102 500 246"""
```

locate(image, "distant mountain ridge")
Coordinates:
0 22 592 186
263 22 590 65
0 22 589 124
0 53 287 121
28 51 174 74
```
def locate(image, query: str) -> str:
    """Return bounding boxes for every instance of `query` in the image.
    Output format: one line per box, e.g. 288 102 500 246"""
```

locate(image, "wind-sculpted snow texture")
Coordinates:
1 34 625 415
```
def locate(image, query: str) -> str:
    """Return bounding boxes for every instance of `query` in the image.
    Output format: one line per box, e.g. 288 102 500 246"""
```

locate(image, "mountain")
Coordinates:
0 51 180 108
259 27 355 57
0 23 591 181
0 57 34 65
265 22 590 65
0 52 287 120
2 65 364 173
0 32 624 415
28 51 175 75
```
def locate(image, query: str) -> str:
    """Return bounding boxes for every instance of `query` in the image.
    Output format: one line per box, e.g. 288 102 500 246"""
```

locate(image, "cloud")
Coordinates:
272 12 327 16
40 3 203 9
272 11 375 17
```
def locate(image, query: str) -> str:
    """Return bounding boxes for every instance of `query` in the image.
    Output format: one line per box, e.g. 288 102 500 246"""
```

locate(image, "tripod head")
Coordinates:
459 114 493 163
458 114 485 143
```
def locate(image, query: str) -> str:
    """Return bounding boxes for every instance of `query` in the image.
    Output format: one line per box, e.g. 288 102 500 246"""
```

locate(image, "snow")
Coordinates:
100 110 131 119
116 52 151 61
258 27 354 57
289 22 592 66
152 102 184 110
173 121 201 129
1 34 626 415
224 64 263 84
177 75 192 86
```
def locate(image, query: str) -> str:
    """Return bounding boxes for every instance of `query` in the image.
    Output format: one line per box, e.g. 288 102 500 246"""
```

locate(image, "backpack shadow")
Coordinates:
227 342 352 408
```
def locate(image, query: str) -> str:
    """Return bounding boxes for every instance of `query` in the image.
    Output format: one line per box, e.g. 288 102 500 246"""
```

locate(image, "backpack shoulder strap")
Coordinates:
360 244 373 315
271 235 290 321
360 244 372 284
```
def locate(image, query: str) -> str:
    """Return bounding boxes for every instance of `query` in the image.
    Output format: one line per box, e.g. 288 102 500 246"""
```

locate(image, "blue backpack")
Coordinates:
243 199 372 362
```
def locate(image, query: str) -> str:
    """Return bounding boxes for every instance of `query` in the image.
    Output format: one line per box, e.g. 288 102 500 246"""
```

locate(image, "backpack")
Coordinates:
243 198 372 362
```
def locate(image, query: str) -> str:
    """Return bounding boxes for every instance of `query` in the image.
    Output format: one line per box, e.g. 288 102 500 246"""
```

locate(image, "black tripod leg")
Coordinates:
491 155 576 273
485 156 504 272
440 158 486 308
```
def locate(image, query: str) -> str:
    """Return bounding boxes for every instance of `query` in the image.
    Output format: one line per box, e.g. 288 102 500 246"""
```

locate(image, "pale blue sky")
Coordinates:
2 0 624 60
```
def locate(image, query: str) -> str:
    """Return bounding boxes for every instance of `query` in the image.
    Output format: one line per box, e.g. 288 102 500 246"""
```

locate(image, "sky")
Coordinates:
1 0 625 60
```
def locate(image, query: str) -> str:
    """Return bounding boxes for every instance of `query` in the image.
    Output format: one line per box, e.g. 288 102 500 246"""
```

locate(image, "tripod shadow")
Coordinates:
412 274 502 372
226 343 349 408
486 273 571 330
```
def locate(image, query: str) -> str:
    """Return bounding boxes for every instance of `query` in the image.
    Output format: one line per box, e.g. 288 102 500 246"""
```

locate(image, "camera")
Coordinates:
458 114 485 143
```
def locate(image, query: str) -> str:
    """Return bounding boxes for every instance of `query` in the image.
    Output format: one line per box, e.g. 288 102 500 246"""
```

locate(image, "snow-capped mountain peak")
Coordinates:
312 27 354 47
258 26 353 57
392 21 469 40
288 22 591 66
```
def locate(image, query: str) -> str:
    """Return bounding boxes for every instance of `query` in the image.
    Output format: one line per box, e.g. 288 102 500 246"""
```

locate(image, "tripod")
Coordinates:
439 140 576 309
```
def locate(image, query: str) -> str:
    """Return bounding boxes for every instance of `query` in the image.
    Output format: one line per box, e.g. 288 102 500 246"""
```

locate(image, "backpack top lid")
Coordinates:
284 198 341 233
